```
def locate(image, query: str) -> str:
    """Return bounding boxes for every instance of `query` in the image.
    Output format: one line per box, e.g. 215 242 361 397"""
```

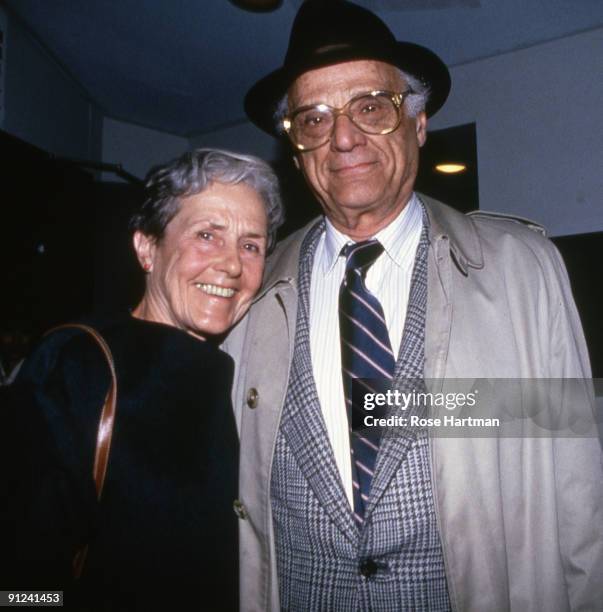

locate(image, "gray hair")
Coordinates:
130 148 284 251
400 70 429 118
273 68 430 133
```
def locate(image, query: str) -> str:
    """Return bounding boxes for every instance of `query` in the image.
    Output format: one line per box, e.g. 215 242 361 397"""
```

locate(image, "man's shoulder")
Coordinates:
466 209 547 238
422 194 547 239
466 208 559 268
421 195 556 267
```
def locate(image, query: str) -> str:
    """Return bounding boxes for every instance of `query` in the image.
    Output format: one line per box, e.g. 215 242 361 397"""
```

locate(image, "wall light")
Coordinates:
435 163 467 174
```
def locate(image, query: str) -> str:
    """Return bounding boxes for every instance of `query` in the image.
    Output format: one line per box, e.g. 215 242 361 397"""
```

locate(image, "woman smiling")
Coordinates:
7 149 284 610
131 158 277 339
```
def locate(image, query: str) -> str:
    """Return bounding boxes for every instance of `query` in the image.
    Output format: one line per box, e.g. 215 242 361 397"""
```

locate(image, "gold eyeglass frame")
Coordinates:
282 89 414 152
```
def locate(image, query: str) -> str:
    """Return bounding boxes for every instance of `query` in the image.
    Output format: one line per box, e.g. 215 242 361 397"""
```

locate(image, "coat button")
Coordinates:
359 558 379 578
233 499 248 520
246 387 259 409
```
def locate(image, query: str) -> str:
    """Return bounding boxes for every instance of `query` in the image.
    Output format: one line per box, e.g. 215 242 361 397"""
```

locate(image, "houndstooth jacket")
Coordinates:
269 215 449 610
225 195 603 612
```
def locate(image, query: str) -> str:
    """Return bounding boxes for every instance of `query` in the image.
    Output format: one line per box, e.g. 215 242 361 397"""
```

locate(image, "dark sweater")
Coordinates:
3 315 239 611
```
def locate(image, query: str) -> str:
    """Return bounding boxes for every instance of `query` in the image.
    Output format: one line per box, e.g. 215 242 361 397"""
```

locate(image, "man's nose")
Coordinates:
330 114 365 151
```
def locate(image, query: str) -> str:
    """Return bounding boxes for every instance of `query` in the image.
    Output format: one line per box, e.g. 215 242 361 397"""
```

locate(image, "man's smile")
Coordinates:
330 161 378 176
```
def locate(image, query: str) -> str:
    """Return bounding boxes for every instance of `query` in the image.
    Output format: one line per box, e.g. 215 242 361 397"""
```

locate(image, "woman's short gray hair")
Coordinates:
130 148 285 250
273 68 430 132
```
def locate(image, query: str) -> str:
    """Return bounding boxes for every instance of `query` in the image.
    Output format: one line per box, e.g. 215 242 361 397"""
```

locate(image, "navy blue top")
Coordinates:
3 314 238 611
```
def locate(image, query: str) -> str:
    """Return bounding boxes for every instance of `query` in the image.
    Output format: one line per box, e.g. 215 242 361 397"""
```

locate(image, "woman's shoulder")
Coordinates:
18 312 234 390
99 313 234 374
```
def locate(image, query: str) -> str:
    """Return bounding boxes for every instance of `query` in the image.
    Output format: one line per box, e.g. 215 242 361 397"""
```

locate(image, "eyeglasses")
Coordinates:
282 89 414 152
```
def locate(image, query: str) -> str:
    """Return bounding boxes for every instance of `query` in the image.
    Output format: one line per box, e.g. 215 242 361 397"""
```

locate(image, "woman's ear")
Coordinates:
133 231 155 273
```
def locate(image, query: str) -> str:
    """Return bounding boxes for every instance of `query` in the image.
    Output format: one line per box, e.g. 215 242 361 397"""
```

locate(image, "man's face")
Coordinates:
288 60 427 237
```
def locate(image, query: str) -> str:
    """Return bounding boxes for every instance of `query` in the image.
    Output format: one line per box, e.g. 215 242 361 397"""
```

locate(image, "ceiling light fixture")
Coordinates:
435 163 467 174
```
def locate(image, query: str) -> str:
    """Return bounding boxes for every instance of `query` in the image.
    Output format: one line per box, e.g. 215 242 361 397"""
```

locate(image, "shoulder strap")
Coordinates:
46 324 117 500
45 323 117 579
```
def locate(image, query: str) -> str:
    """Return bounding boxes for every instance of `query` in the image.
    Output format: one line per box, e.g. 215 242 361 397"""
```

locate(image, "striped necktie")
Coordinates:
339 239 395 525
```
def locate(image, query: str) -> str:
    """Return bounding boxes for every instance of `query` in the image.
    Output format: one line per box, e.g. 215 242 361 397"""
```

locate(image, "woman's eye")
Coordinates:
197 231 213 241
243 243 260 253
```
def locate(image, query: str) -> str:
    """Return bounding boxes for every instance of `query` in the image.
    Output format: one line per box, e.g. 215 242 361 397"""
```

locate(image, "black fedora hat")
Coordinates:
245 0 451 135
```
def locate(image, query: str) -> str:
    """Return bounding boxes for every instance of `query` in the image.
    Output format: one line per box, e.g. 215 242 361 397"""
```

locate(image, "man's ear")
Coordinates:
416 111 427 148
133 231 156 272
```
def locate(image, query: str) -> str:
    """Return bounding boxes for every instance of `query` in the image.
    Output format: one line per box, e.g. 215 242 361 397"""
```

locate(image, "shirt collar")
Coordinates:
321 193 423 274
322 218 350 274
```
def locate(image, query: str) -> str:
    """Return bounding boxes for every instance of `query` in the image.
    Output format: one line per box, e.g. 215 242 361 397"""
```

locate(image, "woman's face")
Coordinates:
134 181 268 339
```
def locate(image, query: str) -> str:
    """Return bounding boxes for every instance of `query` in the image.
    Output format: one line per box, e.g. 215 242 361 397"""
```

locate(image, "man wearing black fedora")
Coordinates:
227 1 603 610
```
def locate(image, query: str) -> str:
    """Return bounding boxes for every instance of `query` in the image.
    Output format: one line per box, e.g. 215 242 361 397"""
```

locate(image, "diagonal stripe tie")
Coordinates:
339 240 395 525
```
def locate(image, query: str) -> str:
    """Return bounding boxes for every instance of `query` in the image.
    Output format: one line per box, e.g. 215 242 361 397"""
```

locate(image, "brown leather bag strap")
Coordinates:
45 323 117 579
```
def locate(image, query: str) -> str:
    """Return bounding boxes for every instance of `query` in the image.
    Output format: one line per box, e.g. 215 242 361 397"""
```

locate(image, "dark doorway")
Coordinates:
0 130 143 338
415 122 479 213
552 232 603 378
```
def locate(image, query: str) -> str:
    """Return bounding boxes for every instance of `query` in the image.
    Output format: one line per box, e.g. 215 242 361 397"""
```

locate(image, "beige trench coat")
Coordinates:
225 195 603 611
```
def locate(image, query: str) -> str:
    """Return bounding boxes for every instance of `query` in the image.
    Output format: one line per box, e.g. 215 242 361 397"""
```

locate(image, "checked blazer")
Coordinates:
270 212 450 611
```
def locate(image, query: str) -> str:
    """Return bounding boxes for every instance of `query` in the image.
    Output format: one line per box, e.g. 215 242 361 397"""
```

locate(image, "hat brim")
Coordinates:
245 41 451 136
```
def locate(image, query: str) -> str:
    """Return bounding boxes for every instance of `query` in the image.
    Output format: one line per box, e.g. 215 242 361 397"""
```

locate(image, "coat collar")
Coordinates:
257 193 484 298
419 194 484 273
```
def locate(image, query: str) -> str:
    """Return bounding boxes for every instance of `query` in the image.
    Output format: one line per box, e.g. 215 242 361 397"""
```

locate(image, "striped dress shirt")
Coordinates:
309 193 423 506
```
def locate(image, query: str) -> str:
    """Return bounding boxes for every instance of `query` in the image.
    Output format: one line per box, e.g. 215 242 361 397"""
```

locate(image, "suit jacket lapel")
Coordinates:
280 219 358 540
